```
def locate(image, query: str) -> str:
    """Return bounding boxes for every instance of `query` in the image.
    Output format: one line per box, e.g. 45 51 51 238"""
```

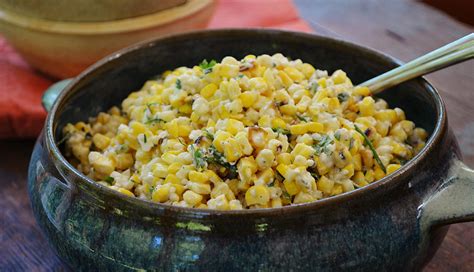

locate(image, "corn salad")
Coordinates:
62 54 428 210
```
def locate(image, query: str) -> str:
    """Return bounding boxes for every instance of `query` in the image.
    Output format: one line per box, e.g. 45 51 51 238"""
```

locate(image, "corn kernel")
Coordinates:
246 185 270 205
152 185 170 202
92 133 110 150
318 176 334 195
183 190 203 206
387 164 401 174
117 188 135 197
200 83 218 98
283 180 300 196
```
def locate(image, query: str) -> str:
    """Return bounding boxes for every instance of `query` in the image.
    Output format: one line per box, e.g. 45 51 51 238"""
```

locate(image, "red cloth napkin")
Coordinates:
0 0 311 139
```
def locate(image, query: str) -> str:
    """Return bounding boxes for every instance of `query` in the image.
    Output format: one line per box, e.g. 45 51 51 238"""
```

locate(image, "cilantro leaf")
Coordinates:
199 59 217 74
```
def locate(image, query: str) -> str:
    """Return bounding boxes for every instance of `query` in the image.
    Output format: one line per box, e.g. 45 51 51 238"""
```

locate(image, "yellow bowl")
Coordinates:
0 0 215 78
0 0 187 22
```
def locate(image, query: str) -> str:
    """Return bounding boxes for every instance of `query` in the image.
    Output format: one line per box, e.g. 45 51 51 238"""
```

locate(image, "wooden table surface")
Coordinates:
1 0 472 271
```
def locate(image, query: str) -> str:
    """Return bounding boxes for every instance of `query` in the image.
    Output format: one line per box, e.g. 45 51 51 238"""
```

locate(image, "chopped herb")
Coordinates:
104 176 114 184
310 82 319 93
282 190 291 201
57 133 70 145
268 180 275 187
143 134 147 143
199 59 217 74
206 145 238 179
117 144 129 153
313 135 333 155
334 131 341 141
145 117 164 125
296 114 309 122
337 92 349 103
176 79 182 89
275 171 285 181
203 129 214 140
349 138 354 150
354 124 387 173
310 171 320 180
190 145 206 170
272 127 291 136
178 137 186 146
149 185 155 194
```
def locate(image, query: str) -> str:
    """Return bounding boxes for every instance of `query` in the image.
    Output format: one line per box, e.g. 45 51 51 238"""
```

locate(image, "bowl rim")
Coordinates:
0 0 213 35
44 28 446 218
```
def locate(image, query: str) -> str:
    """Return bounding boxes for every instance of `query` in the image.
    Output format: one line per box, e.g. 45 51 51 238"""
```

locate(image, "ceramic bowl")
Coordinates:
28 29 474 271
0 0 215 79
0 0 186 22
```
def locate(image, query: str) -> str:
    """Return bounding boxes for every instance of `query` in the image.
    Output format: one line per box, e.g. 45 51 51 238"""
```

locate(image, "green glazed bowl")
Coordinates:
29 29 474 271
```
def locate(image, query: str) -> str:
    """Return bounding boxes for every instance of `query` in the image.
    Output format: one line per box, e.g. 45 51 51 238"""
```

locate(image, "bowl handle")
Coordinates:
419 159 474 229
42 78 73 112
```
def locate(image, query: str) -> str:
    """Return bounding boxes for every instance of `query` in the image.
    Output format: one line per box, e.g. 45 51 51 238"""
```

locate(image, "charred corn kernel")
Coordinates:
387 164 401 174
92 133 110 150
359 97 375 116
117 188 135 197
200 83 218 98
183 190 203 206
64 53 427 210
318 176 334 195
188 171 209 183
152 185 170 202
246 185 270 205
